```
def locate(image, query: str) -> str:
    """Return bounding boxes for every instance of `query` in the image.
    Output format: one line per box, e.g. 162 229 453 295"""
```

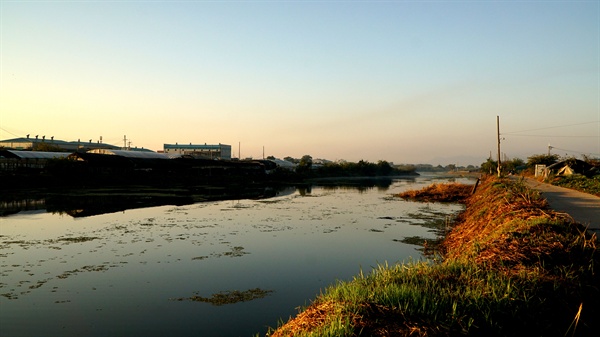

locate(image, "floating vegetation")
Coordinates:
57 236 99 243
0 236 100 250
1 292 18 300
257 199 284 204
222 246 248 257
394 236 427 246
2 240 27 245
171 288 274 305
56 265 109 280
252 224 293 232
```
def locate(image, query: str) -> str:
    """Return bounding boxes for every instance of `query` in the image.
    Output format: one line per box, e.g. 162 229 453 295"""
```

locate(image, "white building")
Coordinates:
163 143 232 160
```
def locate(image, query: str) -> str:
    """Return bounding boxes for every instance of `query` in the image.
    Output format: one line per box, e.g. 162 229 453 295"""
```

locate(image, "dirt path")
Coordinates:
515 177 600 235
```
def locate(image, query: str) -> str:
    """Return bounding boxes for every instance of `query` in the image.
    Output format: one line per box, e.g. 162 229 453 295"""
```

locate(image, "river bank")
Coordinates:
264 176 599 336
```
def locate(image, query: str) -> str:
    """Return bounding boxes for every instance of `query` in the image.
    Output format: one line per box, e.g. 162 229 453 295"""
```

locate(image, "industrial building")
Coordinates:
0 136 120 152
163 143 231 160
0 150 71 171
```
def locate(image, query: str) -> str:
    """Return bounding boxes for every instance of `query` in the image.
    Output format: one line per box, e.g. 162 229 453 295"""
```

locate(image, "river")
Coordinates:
0 174 471 337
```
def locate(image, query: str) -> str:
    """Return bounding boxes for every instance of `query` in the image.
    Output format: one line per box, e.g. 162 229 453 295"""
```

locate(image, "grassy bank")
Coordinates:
264 176 599 336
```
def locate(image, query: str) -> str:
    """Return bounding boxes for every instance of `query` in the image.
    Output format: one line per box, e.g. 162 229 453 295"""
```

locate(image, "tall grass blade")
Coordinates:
564 303 583 337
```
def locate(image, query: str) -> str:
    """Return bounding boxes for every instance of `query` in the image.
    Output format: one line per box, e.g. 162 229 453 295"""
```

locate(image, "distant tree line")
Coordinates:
277 155 416 177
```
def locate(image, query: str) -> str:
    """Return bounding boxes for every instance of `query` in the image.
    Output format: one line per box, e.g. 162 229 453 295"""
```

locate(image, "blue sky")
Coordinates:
1 0 598 165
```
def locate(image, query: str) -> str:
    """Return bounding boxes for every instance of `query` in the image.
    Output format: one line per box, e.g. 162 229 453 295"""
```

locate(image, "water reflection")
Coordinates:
0 177 414 218
1 185 296 218
0 199 46 216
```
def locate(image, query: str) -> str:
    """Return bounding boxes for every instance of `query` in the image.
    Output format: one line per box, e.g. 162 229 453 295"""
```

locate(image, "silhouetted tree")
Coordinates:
296 155 313 174
481 158 497 175
527 154 559 168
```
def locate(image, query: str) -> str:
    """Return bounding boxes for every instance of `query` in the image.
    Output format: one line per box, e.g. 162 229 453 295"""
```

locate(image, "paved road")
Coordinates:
516 177 600 235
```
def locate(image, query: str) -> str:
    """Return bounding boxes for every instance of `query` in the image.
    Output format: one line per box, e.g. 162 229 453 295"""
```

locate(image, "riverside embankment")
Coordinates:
265 176 599 337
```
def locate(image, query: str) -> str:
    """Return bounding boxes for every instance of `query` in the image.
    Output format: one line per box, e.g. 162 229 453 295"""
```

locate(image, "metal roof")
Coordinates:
270 158 296 168
0 150 71 159
164 143 230 150
0 137 120 149
88 149 169 159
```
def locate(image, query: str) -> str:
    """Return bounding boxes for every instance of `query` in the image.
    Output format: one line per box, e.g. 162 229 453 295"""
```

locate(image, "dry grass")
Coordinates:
269 300 449 337
395 183 473 203
268 301 337 337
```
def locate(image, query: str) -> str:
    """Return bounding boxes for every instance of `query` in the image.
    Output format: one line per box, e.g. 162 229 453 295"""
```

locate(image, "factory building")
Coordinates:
163 143 231 160
0 136 120 152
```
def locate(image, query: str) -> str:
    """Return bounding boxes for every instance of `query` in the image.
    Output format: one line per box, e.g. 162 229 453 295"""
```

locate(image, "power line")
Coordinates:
502 121 600 135
0 127 22 138
550 146 600 156
505 134 598 138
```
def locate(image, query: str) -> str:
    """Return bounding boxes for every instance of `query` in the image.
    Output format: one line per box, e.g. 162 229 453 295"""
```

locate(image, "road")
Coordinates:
516 177 600 235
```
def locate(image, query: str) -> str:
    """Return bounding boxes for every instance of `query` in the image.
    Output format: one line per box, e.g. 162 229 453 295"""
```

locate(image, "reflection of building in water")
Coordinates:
0 198 46 216
163 143 232 160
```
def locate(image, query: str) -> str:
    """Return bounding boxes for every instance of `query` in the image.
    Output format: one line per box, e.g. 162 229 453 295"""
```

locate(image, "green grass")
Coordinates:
318 261 573 336
551 174 600 196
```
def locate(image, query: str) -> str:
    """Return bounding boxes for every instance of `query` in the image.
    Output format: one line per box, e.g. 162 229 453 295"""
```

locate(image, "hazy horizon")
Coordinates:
1 1 599 166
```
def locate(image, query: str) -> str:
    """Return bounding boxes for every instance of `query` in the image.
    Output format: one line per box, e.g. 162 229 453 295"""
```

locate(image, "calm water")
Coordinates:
0 175 470 337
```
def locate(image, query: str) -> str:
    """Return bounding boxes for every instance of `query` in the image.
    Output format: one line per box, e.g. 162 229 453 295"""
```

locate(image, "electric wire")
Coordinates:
0 127 22 138
504 134 596 138
502 121 599 135
501 121 600 156
550 146 600 156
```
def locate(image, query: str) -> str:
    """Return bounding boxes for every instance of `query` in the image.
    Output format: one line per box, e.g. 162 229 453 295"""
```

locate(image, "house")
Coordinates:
544 159 596 177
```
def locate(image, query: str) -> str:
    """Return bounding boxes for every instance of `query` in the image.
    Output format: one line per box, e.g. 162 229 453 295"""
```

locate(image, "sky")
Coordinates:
1 0 599 166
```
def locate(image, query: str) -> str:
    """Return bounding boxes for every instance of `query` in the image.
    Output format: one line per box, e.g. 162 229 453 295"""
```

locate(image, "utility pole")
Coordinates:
497 116 501 178
123 135 127 148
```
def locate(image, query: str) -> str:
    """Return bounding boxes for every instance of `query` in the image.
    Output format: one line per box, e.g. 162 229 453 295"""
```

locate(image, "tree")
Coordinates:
582 155 600 168
376 160 393 175
480 158 497 175
482 157 525 175
503 158 525 174
527 154 559 168
283 156 298 164
296 155 313 174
